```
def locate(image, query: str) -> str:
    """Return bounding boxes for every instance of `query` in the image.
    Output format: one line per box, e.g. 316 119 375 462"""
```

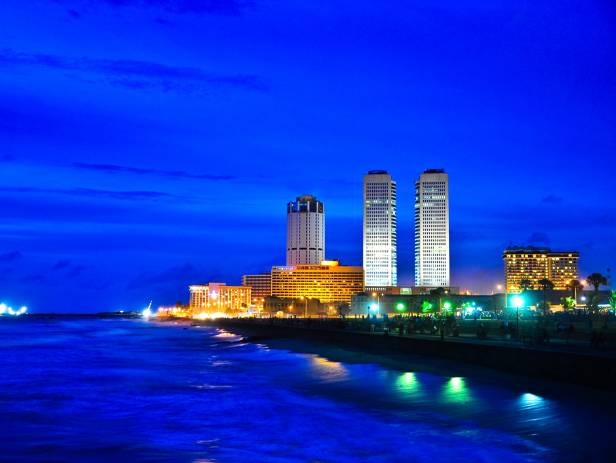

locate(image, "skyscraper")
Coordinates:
415 169 450 287
286 195 325 265
363 170 397 288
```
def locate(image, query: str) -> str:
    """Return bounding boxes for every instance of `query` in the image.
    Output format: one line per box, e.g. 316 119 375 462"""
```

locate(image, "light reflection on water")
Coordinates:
0 318 614 463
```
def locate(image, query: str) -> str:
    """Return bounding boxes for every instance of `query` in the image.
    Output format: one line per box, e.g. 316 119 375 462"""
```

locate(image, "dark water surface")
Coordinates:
1 318 615 462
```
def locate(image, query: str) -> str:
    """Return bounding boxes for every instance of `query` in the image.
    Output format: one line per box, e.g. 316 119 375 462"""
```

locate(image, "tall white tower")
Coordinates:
415 169 450 287
363 170 397 288
286 195 325 265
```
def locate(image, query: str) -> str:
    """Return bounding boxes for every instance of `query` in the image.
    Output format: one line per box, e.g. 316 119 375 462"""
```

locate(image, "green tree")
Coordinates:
421 300 434 313
561 296 576 311
609 291 616 311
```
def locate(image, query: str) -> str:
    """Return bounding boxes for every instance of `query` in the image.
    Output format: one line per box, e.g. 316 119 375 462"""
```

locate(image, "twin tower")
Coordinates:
286 169 450 288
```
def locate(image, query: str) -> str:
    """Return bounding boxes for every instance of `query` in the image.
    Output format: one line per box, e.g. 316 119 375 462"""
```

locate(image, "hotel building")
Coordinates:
271 260 364 304
363 170 397 289
286 195 325 266
242 273 272 306
415 169 450 287
189 283 251 315
504 247 580 293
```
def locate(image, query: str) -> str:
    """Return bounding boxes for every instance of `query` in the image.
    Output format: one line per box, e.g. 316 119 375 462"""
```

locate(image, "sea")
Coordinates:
1 317 615 462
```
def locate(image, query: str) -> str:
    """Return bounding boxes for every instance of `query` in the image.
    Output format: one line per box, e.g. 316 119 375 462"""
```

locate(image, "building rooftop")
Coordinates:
423 168 445 174
367 170 388 175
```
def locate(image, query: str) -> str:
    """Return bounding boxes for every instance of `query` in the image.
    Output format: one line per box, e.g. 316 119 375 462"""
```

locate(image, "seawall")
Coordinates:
206 319 616 390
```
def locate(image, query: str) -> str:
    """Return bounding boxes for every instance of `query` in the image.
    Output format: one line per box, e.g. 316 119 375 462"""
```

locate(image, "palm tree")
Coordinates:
538 278 554 315
519 279 532 292
567 279 584 302
587 273 608 293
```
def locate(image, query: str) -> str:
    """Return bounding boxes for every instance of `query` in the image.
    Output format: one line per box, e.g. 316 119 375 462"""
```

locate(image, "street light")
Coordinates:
512 295 524 337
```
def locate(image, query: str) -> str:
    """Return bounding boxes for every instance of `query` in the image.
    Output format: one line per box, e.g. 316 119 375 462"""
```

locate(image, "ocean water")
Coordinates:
0 318 615 462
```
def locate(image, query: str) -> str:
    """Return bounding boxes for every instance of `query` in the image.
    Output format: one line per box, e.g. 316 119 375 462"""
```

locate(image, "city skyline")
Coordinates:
1 0 614 312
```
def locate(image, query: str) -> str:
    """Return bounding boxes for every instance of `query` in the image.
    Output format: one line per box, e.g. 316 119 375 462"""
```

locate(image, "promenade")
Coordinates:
204 316 616 390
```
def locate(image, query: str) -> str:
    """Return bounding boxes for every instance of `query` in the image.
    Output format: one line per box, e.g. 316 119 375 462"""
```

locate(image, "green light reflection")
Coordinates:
442 377 472 404
395 372 423 397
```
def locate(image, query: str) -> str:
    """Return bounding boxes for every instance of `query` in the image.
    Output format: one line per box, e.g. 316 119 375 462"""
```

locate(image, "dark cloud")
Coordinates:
52 259 72 270
127 263 199 290
528 232 550 244
21 274 45 283
72 162 235 181
0 49 267 93
542 195 564 204
0 251 22 262
0 186 174 201
96 0 253 16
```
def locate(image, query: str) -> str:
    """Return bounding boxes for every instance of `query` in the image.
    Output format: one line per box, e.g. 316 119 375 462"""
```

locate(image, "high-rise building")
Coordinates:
189 283 251 316
286 195 325 265
242 273 271 306
503 247 580 293
414 169 450 287
363 170 397 288
271 260 364 304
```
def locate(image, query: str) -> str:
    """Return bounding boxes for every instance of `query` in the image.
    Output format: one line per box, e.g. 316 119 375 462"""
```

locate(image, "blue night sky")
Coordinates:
1 0 615 312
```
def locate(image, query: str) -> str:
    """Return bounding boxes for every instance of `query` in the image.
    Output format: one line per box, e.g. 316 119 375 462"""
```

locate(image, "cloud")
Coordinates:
0 186 175 201
52 259 72 270
528 232 550 244
21 274 45 283
72 162 235 181
66 0 254 16
542 194 563 204
0 49 267 93
127 263 198 290
0 251 22 262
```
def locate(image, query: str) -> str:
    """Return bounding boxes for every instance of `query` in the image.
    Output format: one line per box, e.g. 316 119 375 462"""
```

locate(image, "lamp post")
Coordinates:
512 295 524 338
300 296 308 318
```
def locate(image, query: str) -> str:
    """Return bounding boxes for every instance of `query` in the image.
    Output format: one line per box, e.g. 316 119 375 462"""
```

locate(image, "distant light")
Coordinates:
396 302 406 311
369 303 379 313
512 295 524 309
142 307 153 319
443 302 452 310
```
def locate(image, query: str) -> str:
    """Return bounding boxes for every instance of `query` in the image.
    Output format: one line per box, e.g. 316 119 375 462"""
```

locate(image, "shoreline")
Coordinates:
192 318 616 391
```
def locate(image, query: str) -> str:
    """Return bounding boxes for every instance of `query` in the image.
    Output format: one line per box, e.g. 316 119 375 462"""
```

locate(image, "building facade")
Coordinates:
189 283 251 315
415 169 450 287
271 260 363 304
241 273 272 306
363 170 397 288
503 247 580 293
286 195 325 265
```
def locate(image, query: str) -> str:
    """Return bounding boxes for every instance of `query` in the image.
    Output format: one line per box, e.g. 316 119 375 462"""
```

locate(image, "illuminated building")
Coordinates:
287 195 325 265
271 260 363 303
415 169 450 287
503 247 580 293
363 170 397 288
242 273 271 306
189 283 251 316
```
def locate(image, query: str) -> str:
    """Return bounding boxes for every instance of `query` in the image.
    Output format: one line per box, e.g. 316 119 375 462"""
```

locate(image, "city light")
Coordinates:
511 295 524 309
0 303 28 317
369 303 379 313
396 302 406 312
